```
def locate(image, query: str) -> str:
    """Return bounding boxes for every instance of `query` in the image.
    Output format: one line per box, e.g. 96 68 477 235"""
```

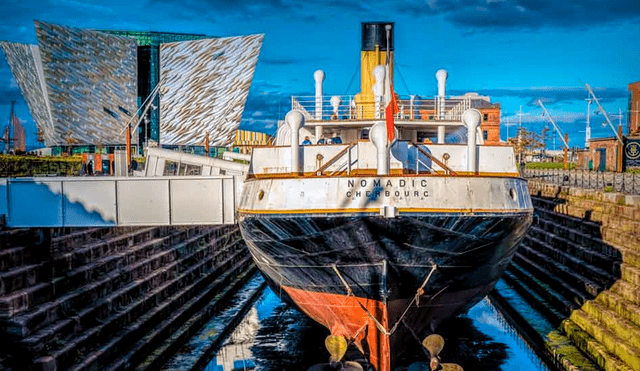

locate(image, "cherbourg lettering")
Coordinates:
346 178 429 198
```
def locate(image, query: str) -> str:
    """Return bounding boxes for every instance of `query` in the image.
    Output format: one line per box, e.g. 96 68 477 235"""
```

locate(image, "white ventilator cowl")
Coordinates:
370 122 389 175
286 110 305 173
462 108 482 173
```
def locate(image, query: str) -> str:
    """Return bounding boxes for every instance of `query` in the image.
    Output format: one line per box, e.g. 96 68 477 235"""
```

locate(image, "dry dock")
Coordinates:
0 225 253 371
493 180 640 371
2 178 639 371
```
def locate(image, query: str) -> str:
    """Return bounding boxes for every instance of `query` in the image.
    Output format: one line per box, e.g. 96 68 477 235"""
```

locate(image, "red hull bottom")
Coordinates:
284 286 391 371
283 283 494 371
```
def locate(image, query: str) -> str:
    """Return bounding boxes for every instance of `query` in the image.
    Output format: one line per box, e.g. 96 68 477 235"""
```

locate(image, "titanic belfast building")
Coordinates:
1 21 263 151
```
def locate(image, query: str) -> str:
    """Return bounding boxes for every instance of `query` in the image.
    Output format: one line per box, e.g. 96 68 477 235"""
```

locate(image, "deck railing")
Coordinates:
291 95 475 122
523 168 640 195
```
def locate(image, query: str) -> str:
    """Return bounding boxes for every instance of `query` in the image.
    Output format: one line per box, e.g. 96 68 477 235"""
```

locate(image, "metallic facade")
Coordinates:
102 30 210 145
34 21 138 145
159 34 263 146
0 42 55 144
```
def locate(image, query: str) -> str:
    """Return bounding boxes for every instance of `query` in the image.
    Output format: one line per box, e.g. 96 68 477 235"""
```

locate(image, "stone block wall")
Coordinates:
0 224 253 371
507 181 640 371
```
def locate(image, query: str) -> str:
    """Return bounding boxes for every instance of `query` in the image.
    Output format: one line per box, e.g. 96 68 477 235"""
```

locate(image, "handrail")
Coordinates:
315 144 356 175
411 142 458 176
291 94 497 122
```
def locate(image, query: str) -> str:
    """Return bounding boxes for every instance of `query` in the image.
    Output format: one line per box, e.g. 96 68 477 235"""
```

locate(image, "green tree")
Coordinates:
507 126 550 160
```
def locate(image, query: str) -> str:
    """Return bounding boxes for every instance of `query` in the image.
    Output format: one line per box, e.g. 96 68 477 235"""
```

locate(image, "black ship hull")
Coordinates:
238 211 532 371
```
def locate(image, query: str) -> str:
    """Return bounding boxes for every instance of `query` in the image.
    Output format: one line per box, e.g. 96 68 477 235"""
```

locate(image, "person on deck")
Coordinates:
302 136 312 145
317 137 326 144
330 134 342 144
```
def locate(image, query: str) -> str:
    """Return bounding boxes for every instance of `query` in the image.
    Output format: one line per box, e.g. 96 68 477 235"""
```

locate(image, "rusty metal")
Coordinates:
205 132 210 157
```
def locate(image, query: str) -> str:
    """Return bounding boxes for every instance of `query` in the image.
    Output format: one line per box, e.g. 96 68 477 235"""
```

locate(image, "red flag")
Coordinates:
384 66 398 142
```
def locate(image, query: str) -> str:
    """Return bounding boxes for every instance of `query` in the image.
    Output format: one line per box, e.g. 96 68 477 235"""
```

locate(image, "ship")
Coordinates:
237 22 533 371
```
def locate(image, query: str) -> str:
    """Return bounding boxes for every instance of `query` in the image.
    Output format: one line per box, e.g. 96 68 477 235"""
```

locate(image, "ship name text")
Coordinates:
346 179 429 198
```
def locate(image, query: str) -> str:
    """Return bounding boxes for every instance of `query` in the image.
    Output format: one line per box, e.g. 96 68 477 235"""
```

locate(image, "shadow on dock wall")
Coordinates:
0 224 252 371
502 181 640 371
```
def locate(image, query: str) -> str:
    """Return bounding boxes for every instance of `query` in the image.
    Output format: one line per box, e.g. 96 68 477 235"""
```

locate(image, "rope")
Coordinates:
395 63 412 96
343 61 360 95
388 264 437 335
401 318 430 357
333 264 389 335
332 264 353 297
332 263 440 337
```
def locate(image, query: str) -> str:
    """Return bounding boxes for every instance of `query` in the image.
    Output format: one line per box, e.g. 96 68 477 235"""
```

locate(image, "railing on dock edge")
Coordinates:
523 168 640 195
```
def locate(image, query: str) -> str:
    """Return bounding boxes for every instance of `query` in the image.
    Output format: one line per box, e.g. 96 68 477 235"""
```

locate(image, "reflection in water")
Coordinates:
432 299 550 371
213 308 260 371
207 287 551 371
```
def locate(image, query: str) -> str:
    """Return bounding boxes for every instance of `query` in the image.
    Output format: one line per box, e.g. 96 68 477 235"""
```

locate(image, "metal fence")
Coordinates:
523 168 640 195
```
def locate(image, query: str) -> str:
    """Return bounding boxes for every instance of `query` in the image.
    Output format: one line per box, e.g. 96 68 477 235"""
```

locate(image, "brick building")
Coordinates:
629 81 640 136
575 81 640 171
587 138 623 171
478 103 501 145
448 93 502 145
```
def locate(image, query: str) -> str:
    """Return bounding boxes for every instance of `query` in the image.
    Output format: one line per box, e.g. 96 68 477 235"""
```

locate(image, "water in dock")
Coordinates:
166 274 552 371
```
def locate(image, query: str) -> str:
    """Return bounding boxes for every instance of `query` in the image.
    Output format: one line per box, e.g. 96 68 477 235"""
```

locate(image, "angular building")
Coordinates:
2 22 263 150
102 30 211 145
2 21 138 146
159 35 264 146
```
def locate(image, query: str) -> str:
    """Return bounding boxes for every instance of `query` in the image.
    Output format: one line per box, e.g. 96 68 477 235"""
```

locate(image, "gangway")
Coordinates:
1 148 248 228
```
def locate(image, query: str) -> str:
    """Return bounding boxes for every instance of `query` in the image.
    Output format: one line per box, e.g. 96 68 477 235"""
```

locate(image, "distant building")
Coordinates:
443 93 502 145
2 21 263 153
2 104 27 153
102 30 211 146
586 138 623 172
2 22 138 148
573 81 640 172
628 81 640 137
233 129 274 154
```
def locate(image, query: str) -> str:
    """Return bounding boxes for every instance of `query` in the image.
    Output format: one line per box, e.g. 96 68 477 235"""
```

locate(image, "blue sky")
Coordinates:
1 0 639 150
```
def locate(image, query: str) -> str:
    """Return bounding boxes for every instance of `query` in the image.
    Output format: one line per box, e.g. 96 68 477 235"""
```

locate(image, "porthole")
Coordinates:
258 190 264 200
509 188 517 201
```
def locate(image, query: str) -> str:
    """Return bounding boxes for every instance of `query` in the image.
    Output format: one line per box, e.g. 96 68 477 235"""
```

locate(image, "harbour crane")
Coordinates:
536 100 569 169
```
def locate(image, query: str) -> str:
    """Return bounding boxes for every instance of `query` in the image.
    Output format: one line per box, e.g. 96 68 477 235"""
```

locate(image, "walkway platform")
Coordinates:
0 176 240 227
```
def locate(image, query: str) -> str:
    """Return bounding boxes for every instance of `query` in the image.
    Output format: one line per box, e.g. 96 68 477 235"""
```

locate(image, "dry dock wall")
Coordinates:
0 225 254 371
510 181 640 371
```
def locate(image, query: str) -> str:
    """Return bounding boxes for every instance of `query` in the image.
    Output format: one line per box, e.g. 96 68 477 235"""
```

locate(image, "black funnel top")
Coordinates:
361 22 394 51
